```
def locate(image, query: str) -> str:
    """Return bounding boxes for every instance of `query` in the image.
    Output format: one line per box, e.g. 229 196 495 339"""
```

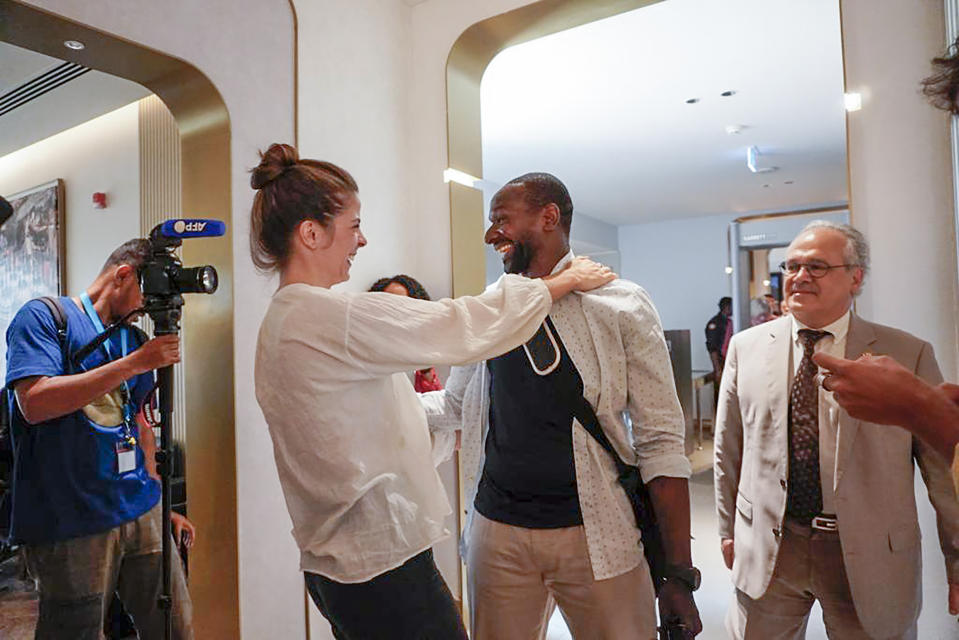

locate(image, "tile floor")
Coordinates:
547 446 959 640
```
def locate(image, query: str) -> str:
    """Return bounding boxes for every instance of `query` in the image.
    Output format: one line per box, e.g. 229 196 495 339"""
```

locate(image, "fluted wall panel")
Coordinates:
139 95 188 467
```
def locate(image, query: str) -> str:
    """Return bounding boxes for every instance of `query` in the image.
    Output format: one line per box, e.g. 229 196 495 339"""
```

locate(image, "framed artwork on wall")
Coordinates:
0 179 66 367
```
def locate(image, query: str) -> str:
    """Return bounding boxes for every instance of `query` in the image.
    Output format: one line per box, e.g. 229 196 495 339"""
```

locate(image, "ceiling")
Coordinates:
0 41 150 158
481 0 848 226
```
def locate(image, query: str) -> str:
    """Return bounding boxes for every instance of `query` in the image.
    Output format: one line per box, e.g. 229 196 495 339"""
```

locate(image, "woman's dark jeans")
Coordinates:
304 549 468 640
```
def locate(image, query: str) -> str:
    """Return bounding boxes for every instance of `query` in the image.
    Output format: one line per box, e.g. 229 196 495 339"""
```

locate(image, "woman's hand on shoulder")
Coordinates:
543 256 616 301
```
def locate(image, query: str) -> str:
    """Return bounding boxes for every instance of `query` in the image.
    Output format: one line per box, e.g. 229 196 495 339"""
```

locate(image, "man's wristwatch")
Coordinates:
662 564 701 592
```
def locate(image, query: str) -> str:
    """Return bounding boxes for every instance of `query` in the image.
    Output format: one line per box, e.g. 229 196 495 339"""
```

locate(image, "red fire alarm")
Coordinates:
92 192 107 209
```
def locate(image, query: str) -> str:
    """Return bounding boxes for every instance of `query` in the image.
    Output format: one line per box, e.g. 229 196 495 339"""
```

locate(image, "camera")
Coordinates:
140 219 224 334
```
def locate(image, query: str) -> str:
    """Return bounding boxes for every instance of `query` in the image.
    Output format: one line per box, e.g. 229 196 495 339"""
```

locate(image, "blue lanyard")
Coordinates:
80 293 127 359
80 293 137 444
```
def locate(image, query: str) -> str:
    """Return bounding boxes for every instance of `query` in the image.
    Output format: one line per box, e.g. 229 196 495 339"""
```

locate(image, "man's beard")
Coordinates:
503 241 533 274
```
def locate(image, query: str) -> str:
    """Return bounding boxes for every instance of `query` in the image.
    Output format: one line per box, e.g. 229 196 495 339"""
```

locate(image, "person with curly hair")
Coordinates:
368 275 443 393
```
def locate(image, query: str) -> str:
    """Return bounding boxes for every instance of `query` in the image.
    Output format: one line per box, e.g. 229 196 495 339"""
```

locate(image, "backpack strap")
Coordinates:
36 296 70 374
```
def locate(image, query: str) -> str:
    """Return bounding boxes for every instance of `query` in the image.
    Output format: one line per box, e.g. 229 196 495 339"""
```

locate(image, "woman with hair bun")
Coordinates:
250 143 614 639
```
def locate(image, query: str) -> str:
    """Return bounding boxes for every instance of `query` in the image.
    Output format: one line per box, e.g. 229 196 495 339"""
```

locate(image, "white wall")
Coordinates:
0 101 141 299
842 0 958 381
294 0 417 295
618 214 735 372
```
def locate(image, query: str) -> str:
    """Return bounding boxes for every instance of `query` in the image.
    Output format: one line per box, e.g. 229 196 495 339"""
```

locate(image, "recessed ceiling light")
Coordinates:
720 90 737 97
725 124 746 135
762 184 770 188
762 279 771 287
63 40 85 50
724 266 734 275
685 98 699 104
784 180 794 185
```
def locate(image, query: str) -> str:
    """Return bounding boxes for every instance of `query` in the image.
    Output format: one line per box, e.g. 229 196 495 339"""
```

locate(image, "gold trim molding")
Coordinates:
0 2 238 636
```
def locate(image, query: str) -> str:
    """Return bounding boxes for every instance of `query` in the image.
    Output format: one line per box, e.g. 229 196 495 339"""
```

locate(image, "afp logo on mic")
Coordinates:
173 220 208 234
160 219 226 238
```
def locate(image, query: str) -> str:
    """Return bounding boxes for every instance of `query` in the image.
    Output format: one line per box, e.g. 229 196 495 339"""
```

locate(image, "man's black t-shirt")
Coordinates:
474 319 583 528
705 311 728 355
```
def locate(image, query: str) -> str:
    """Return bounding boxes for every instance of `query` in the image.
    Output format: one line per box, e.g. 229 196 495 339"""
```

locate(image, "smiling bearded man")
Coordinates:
422 173 702 640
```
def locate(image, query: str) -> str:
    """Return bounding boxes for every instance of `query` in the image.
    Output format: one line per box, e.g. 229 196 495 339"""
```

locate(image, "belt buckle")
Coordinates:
810 515 838 532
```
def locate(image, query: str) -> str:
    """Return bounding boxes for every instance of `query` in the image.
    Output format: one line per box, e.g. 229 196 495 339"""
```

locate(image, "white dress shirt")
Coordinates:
422 253 691 581
789 309 850 515
255 275 551 583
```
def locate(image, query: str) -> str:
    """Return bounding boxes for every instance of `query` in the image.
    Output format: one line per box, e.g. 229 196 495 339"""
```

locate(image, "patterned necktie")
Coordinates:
786 329 832 522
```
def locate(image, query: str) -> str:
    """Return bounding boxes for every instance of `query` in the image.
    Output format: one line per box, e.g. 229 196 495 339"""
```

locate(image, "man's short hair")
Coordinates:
102 239 151 273
504 173 573 231
719 296 732 308
797 220 870 294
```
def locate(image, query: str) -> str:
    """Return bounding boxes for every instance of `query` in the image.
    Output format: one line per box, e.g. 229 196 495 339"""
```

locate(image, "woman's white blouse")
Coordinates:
254 275 551 583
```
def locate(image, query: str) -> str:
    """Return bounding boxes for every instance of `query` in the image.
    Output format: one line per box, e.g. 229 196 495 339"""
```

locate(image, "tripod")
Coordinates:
145 302 183 640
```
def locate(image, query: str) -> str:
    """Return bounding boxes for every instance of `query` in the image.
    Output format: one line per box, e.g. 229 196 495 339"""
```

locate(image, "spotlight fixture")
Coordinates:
725 124 745 135
724 266 734 275
685 98 699 104
63 40 85 50
762 279 771 287
720 90 737 97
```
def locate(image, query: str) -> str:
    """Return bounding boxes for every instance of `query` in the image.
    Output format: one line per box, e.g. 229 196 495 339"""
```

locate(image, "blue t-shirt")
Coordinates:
4 297 160 544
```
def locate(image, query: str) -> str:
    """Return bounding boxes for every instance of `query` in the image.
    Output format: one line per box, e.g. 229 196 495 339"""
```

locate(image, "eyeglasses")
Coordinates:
778 261 855 278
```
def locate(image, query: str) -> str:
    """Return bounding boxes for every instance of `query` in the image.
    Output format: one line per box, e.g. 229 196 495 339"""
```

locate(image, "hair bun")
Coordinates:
251 143 299 189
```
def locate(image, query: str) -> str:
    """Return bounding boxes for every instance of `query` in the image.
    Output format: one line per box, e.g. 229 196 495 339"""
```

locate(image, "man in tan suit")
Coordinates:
714 221 959 639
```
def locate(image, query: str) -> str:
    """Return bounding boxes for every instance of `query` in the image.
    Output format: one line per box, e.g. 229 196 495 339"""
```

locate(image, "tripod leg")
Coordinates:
156 364 175 640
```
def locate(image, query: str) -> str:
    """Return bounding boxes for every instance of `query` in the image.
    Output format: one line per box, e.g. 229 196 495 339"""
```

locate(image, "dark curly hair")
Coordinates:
922 35 959 115
368 274 431 300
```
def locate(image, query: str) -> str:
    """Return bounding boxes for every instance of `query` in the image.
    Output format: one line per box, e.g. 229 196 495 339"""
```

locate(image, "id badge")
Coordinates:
116 440 137 474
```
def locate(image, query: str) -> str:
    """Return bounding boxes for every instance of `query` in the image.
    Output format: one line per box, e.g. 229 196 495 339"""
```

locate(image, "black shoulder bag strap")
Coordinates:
36 296 70 363
525 318 667 594
2 296 69 417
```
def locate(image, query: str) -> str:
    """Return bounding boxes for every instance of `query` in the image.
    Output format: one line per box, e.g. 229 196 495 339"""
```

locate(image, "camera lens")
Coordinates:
174 265 218 294
198 266 218 294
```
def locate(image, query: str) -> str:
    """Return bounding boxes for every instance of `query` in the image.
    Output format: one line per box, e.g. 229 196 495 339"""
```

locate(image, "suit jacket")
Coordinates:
714 314 959 639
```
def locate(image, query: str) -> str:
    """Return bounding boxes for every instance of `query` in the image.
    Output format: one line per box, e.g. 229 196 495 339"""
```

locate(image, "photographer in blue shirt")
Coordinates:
5 239 193 640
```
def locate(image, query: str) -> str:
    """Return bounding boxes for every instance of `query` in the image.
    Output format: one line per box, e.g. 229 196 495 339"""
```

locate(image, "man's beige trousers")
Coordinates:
467 512 656 640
